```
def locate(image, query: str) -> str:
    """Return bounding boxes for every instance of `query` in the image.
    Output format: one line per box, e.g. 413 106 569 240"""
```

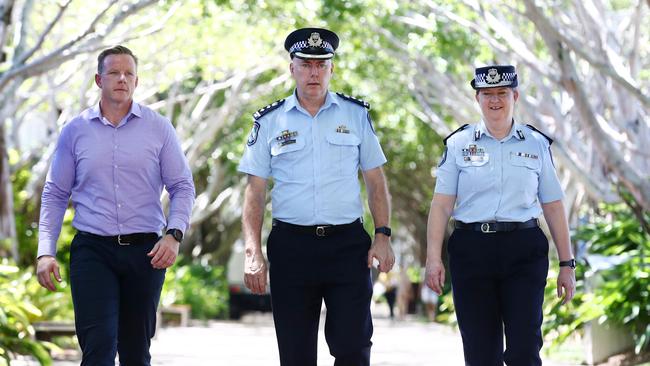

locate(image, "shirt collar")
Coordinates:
284 89 339 114
90 101 141 126
474 119 525 141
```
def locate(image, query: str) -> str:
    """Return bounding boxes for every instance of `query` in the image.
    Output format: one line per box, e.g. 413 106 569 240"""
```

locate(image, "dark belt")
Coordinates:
454 219 538 233
77 230 160 246
272 218 362 237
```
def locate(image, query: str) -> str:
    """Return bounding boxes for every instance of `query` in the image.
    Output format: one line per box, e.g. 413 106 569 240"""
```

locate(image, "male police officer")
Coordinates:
239 27 394 366
425 65 576 365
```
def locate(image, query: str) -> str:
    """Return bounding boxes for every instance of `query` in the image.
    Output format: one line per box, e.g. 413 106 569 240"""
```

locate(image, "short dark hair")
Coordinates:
97 45 138 74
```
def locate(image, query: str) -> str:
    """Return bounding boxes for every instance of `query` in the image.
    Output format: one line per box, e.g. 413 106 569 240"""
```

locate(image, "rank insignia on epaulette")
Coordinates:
336 125 350 134
336 92 370 110
253 99 286 120
443 124 469 146
525 124 553 145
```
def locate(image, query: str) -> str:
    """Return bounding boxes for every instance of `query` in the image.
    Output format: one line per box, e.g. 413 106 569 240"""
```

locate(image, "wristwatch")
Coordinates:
374 226 392 237
166 228 184 243
559 259 576 269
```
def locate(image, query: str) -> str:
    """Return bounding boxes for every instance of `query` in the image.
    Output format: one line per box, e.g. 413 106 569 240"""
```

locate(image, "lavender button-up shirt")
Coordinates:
37 102 195 257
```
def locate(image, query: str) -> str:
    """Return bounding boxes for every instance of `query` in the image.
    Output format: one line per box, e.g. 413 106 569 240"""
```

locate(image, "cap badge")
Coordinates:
486 68 501 84
308 32 323 47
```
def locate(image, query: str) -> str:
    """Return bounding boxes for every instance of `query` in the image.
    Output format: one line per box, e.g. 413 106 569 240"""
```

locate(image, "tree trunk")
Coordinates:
0 120 18 262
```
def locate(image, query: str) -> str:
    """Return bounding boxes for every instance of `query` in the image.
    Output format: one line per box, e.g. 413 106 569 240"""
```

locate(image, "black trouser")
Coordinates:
69 232 165 366
267 220 373 366
448 227 549 366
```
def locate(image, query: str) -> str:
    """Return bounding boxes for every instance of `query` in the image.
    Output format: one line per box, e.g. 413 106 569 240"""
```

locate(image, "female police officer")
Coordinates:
424 65 576 365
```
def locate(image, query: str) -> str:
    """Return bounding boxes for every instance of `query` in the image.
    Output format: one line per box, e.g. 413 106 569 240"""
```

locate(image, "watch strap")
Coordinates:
559 259 576 269
374 226 391 237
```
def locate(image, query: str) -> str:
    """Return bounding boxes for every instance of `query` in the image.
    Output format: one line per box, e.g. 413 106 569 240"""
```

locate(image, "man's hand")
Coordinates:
425 257 445 295
37 256 62 291
557 267 576 305
244 249 267 294
148 235 180 269
367 235 394 273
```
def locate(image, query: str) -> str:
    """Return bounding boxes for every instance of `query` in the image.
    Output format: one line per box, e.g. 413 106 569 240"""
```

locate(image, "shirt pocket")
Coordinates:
456 156 493 194
270 138 306 180
326 132 360 176
508 153 541 198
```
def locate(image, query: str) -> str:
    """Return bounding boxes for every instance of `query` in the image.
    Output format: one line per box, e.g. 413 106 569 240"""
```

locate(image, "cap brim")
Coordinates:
471 77 518 90
293 52 334 60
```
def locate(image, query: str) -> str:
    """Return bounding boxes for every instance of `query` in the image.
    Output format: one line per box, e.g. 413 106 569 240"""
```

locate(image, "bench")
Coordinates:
33 321 76 342
158 304 191 327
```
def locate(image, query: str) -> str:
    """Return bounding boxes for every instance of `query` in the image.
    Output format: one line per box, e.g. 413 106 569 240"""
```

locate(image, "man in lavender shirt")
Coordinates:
36 45 195 366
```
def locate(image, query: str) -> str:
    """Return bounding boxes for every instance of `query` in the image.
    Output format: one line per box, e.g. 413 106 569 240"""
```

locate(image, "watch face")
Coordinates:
168 229 183 242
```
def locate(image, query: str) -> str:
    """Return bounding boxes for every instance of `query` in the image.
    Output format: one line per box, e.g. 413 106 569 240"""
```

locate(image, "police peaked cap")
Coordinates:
471 65 518 89
284 27 339 60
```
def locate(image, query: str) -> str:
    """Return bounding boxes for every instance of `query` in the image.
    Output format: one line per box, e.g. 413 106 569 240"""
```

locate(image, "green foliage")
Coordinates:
0 259 74 365
435 291 456 325
542 203 650 353
160 257 229 319
8 156 75 268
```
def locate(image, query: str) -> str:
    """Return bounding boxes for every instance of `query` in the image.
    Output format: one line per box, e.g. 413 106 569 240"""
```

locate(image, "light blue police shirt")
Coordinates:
238 90 387 225
434 120 564 223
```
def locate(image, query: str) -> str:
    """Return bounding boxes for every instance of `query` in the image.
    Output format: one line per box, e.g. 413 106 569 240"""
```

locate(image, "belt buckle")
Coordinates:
316 226 326 237
480 223 496 234
117 234 131 246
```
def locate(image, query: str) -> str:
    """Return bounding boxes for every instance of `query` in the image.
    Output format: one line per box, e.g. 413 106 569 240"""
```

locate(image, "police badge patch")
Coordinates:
247 121 260 146
438 147 447 167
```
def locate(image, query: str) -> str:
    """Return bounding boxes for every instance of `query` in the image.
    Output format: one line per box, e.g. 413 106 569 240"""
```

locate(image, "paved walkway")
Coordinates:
15 310 579 365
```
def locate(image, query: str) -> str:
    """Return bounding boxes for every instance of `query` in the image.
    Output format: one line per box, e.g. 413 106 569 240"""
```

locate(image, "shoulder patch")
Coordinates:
253 99 285 120
336 92 370 110
525 124 553 145
443 124 469 146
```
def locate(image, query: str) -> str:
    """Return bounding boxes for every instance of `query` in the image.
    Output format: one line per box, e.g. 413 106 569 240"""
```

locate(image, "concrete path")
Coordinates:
14 310 579 365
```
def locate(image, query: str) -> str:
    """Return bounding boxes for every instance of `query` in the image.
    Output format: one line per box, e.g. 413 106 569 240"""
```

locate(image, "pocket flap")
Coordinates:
271 138 305 156
509 153 540 169
326 132 360 146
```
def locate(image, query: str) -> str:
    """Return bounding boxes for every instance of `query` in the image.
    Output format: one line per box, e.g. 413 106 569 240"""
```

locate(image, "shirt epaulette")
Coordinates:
253 99 285 120
336 92 370 110
443 124 469 145
525 124 553 145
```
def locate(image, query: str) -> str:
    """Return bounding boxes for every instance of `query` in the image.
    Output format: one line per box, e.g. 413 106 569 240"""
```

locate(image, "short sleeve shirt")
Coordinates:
238 91 387 225
434 120 564 222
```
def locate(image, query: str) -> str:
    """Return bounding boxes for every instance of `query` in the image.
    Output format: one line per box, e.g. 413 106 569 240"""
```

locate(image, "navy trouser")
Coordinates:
448 227 549 366
267 220 373 366
69 232 165 366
